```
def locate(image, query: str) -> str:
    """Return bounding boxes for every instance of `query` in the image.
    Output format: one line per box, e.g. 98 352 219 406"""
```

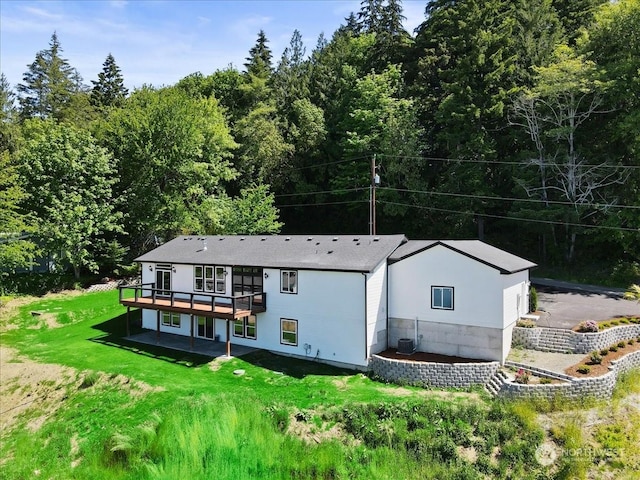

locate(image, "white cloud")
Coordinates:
21 6 64 20
109 0 128 8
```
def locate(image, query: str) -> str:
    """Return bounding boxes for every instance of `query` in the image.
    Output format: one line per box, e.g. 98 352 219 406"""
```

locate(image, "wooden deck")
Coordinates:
119 284 266 320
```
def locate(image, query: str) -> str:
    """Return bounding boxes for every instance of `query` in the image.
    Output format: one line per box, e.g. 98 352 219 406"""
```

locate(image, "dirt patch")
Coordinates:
287 409 357 446
0 346 162 433
0 346 74 432
565 341 640 377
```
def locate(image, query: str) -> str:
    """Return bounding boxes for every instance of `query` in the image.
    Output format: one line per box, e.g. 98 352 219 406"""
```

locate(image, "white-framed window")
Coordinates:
194 266 204 291
161 312 181 327
205 266 215 292
233 315 257 340
195 265 226 293
281 270 298 294
281 318 298 346
431 286 454 310
215 266 226 293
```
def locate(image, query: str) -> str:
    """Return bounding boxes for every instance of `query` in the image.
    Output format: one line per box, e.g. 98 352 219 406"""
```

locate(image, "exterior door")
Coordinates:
156 268 171 296
197 316 214 339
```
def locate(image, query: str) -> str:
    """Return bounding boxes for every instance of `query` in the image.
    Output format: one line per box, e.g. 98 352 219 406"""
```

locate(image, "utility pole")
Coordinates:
369 154 380 235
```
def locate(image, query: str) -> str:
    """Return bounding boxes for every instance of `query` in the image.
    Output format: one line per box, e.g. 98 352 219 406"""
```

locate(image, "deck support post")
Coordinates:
126 306 130 337
226 319 231 357
190 314 194 350
156 310 160 344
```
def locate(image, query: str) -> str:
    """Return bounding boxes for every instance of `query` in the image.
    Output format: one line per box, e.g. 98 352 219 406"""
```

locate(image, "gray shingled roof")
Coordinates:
135 235 408 273
389 240 537 274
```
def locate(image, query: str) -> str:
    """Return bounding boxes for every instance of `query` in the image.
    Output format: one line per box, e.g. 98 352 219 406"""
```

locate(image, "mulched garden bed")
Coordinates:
378 349 491 363
565 340 640 377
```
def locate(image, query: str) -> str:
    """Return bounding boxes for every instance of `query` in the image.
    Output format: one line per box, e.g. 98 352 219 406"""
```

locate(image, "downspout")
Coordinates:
363 272 368 362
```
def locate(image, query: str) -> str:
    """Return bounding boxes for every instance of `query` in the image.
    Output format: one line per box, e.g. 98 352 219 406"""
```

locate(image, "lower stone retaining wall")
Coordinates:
500 350 640 400
370 355 500 388
513 324 640 354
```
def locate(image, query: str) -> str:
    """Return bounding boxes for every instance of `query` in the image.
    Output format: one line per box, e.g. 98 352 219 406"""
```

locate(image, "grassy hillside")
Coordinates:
0 290 637 479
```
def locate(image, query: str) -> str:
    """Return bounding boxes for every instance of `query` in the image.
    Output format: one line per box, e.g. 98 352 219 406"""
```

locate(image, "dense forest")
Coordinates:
1 0 638 283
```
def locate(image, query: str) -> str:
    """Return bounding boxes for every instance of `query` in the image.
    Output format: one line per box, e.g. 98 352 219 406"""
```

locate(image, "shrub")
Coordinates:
611 320 620 326
540 378 552 385
628 339 635 345
514 369 530 384
620 318 630 324
577 365 591 374
589 351 603 365
577 320 599 333
610 346 618 353
599 322 610 330
516 318 536 328
617 341 626 348
600 349 609 356
529 286 538 312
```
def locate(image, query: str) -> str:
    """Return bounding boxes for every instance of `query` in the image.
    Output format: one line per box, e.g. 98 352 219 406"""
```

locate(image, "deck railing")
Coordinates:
119 283 266 316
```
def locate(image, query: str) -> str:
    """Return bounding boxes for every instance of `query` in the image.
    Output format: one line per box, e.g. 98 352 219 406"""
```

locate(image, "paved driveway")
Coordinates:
532 278 640 329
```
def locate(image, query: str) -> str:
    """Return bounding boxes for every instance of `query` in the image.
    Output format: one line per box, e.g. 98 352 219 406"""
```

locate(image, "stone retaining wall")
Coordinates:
512 325 640 354
370 355 500 388
500 350 640 400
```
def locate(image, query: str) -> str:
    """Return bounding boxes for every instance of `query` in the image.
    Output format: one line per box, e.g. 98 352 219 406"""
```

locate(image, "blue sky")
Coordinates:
1 0 426 91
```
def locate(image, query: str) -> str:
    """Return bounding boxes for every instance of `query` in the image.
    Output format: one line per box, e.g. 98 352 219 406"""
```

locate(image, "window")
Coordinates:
194 266 203 291
232 267 263 295
431 286 454 310
161 312 181 327
281 319 298 346
233 315 257 339
205 266 215 292
194 265 226 293
215 267 226 293
281 270 298 294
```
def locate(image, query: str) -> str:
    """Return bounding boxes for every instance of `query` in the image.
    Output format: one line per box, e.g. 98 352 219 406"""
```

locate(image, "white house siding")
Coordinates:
388 245 515 363
365 260 388 356
499 271 531 362
254 268 368 368
141 263 368 368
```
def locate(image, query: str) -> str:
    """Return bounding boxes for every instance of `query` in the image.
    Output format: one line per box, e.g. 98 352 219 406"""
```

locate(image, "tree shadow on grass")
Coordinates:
89 311 213 368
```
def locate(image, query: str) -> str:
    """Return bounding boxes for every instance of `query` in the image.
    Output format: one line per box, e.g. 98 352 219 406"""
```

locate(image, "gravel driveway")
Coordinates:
532 278 640 329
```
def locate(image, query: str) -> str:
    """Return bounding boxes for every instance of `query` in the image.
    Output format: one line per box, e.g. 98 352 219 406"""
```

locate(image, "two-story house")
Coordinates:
119 235 536 368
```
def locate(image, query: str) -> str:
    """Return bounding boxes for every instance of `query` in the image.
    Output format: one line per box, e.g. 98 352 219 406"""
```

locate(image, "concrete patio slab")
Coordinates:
507 348 585 375
126 330 257 359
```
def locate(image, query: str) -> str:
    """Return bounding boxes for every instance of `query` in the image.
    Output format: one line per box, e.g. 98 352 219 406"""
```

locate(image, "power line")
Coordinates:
378 187 640 210
285 155 371 173
277 199 368 208
378 200 640 233
377 153 640 170
275 187 367 198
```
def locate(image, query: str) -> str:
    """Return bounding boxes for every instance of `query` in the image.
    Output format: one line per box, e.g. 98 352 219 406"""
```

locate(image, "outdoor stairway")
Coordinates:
505 361 574 383
484 369 509 397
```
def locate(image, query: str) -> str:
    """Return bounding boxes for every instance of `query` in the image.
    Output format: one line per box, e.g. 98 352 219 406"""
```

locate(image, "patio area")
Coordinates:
126 330 258 359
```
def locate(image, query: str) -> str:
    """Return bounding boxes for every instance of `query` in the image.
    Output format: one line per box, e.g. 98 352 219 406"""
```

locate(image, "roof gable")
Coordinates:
135 234 408 273
388 240 537 274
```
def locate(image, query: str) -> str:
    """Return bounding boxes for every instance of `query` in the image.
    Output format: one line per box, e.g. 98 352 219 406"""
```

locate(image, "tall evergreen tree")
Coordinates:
244 30 273 78
552 0 608 43
0 74 19 153
91 53 128 110
17 32 83 120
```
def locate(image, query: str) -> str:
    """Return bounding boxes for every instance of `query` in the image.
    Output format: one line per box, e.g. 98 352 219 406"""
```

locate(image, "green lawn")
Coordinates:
2 289 618 479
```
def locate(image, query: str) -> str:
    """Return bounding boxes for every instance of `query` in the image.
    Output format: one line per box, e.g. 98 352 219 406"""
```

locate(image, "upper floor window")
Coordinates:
432 286 454 310
233 267 263 295
281 270 297 294
195 265 226 293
